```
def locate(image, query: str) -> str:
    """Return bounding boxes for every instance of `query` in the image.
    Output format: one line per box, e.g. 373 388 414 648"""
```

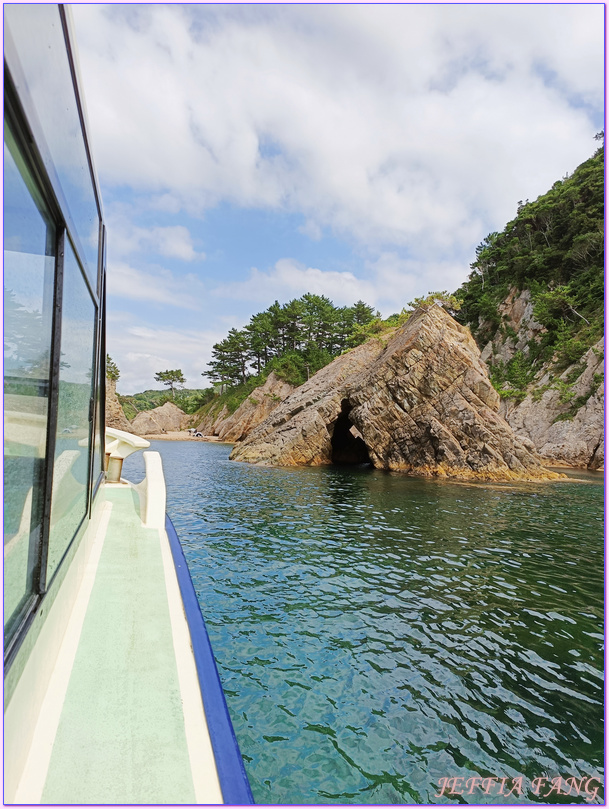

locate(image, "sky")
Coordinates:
70 3 605 394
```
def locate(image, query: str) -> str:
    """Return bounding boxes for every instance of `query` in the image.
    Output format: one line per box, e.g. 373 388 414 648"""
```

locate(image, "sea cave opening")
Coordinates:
330 400 372 466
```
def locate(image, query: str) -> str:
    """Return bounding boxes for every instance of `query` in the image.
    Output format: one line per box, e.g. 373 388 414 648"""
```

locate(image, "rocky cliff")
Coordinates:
195 403 230 436
231 306 559 482
478 287 603 469
105 377 132 432
215 373 294 442
195 372 295 441
130 401 190 435
454 144 603 470
501 340 603 469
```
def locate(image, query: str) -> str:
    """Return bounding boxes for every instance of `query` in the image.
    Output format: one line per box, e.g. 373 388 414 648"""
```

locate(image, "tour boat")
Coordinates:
3 5 253 803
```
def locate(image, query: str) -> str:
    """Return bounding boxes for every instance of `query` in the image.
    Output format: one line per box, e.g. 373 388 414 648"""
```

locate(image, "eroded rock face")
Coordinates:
194 373 294 440
105 378 132 432
480 287 546 365
130 401 190 435
501 340 604 469
216 373 295 442
476 286 604 470
231 306 559 481
195 404 230 436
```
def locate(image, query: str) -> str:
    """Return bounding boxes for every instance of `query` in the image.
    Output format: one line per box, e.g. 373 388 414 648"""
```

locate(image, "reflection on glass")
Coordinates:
3 116 55 639
5 5 100 285
92 343 103 490
46 240 96 581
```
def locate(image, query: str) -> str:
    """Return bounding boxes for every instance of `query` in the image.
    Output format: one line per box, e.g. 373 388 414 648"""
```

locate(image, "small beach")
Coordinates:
138 431 230 443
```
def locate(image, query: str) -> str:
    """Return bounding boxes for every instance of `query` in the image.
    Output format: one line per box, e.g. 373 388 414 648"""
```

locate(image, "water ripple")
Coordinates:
124 443 604 804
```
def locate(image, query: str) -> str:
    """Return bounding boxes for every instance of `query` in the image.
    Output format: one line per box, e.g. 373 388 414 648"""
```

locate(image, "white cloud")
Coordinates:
106 205 204 261
147 225 204 261
107 311 224 394
364 253 471 317
72 3 603 256
212 253 471 316
214 258 377 308
107 262 205 309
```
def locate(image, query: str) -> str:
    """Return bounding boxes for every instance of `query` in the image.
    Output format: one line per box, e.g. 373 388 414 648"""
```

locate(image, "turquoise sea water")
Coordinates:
124 442 604 805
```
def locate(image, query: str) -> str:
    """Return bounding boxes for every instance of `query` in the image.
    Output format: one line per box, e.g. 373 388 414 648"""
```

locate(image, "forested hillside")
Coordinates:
456 136 603 395
204 294 377 389
118 388 207 418
118 138 603 448
115 296 378 419
185 295 376 419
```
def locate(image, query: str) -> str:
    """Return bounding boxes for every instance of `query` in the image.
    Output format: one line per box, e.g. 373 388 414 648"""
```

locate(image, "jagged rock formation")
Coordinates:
195 372 294 441
216 373 294 442
480 288 546 366
479 288 603 469
195 404 230 436
105 378 132 432
501 339 604 469
231 306 560 482
130 401 190 435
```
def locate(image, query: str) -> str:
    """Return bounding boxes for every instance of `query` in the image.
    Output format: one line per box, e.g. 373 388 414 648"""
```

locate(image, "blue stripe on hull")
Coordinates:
166 514 255 805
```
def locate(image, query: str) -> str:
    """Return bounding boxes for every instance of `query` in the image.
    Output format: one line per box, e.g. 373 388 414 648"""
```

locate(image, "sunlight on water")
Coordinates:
125 442 604 804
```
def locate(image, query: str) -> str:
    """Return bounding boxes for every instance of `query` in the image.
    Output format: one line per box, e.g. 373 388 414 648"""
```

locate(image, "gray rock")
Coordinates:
194 372 295 440
502 340 604 468
105 378 132 432
217 373 294 442
231 306 559 482
130 401 190 435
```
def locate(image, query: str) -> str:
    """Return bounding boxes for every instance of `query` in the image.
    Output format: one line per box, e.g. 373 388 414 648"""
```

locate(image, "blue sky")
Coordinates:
71 4 604 394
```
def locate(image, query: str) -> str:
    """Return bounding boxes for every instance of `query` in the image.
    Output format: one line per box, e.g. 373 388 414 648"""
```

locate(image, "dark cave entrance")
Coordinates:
330 400 372 466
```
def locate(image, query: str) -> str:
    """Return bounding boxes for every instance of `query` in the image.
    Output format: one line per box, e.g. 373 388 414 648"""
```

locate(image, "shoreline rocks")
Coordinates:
196 372 295 442
478 287 603 470
130 401 191 436
231 306 562 482
105 377 132 432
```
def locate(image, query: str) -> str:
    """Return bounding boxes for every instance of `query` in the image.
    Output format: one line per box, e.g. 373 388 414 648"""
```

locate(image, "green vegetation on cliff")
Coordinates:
190 383 252 423
118 388 209 419
204 294 377 390
119 140 603 426
456 137 604 399
192 292 465 424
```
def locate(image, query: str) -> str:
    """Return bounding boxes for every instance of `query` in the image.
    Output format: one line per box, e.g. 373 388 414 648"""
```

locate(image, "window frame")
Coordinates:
42 232 99 591
90 228 107 507
3 79 64 665
3 7 106 669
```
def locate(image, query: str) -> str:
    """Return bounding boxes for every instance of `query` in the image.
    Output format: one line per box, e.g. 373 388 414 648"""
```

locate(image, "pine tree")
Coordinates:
154 369 185 399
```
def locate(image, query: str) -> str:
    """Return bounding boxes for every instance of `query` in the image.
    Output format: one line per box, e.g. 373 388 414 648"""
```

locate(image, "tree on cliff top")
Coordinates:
204 294 377 390
106 355 120 382
455 137 603 403
456 138 604 353
154 369 186 399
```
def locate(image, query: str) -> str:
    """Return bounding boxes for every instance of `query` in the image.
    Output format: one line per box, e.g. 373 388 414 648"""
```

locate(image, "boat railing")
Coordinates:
132 451 167 529
105 426 150 482
104 428 165 528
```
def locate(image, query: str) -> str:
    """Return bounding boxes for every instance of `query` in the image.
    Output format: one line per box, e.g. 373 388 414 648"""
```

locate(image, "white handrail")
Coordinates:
105 427 150 459
133 451 167 529
105 427 150 483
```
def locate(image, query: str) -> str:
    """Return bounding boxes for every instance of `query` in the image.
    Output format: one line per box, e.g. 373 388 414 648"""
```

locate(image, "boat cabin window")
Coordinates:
46 238 97 581
4 4 101 287
3 113 56 641
3 4 106 666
